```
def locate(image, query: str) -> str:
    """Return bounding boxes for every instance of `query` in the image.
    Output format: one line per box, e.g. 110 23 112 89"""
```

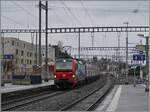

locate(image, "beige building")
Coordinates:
0 37 36 80
0 37 64 81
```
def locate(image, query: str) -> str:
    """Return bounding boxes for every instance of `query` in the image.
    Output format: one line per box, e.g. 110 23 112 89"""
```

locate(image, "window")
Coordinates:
21 59 24 64
27 52 29 57
17 42 19 46
56 60 72 71
21 50 24 56
30 53 32 57
12 41 14 46
30 60 32 65
16 49 18 55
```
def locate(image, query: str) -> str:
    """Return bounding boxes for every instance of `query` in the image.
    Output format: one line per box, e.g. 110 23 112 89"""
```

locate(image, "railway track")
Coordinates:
2 79 94 111
2 90 65 111
2 90 53 105
2 76 113 111
2 85 56 102
60 77 114 111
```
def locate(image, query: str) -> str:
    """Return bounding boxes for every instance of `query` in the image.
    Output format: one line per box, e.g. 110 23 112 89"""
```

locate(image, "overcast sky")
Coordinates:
1 0 149 49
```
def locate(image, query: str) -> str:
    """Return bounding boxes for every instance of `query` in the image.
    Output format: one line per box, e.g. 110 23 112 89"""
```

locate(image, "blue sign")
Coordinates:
3 54 14 59
133 54 145 61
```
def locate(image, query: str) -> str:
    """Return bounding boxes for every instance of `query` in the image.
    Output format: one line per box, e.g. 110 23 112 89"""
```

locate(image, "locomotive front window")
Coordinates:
56 61 72 71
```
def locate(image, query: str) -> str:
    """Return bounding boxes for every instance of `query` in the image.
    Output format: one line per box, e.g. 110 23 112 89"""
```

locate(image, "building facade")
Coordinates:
40 41 64 66
41 45 55 65
0 37 64 81
0 37 36 80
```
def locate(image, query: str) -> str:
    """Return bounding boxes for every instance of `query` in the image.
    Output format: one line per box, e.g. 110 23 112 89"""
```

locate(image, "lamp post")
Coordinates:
137 34 149 92
123 22 129 84
133 65 136 87
78 31 80 59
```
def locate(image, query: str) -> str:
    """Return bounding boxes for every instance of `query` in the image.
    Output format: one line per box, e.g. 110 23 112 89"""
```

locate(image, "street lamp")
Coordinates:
123 22 129 84
137 34 149 92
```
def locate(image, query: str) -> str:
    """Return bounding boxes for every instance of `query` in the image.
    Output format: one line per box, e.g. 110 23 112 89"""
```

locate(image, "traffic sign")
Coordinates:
133 54 145 61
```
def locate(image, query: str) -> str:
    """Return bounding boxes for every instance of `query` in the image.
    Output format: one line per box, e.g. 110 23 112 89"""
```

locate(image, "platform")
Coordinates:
96 84 149 112
1 80 54 94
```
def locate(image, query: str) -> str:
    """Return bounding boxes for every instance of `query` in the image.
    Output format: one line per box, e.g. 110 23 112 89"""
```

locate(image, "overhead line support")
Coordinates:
1 26 149 33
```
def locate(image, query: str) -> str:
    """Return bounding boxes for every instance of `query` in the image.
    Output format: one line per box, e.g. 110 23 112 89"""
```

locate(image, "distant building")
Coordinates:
0 37 36 80
40 41 64 65
38 42 64 81
41 45 55 65
0 37 65 81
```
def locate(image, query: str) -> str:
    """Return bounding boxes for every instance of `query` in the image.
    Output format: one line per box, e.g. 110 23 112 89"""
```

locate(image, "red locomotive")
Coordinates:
54 58 78 88
54 58 100 88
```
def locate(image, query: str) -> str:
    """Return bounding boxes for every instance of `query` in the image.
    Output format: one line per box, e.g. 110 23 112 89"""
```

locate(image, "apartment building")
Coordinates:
0 37 64 81
1 37 36 78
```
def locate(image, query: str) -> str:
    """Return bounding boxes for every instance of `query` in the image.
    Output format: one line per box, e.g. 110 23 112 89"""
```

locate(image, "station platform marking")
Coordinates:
106 85 122 112
139 84 146 88
95 85 119 111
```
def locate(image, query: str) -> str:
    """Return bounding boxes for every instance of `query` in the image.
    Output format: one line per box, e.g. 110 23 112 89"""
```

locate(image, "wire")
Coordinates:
10 1 37 20
10 1 41 28
2 15 26 27
80 0 93 26
51 4 66 27
61 1 82 26
59 2 74 26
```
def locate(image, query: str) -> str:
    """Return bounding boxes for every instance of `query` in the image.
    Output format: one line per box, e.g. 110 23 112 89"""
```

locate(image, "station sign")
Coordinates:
133 54 145 61
3 54 14 59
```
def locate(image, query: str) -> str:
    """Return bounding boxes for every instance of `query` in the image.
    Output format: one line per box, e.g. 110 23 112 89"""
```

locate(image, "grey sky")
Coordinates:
1 0 149 48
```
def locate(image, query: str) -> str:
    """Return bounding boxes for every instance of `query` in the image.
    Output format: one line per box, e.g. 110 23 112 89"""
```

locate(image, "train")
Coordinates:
54 58 100 88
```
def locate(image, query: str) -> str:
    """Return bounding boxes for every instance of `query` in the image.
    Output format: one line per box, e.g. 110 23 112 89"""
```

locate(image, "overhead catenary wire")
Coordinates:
10 1 37 20
59 3 74 26
80 0 94 26
2 15 26 27
61 1 83 26
10 1 44 28
50 3 66 27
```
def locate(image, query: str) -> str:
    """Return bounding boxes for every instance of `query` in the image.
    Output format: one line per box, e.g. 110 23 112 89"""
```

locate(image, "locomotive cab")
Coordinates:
54 58 78 88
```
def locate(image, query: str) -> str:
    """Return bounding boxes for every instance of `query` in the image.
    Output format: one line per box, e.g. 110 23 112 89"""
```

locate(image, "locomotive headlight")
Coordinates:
72 74 75 78
62 74 66 77
54 75 56 78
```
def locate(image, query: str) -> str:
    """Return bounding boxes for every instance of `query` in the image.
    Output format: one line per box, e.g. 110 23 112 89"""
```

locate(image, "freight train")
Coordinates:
54 58 100 88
